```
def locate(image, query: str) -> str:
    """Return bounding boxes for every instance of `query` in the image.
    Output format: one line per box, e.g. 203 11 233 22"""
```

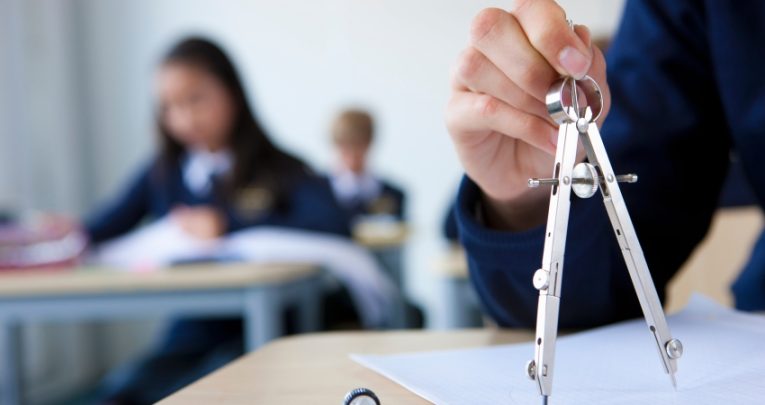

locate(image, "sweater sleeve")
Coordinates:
84 164 153 244
456 0 731 328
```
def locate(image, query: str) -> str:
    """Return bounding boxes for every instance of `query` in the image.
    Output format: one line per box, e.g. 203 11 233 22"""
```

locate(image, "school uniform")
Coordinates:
86 150 350 243
455 0 765 329
329 168 406 222
88 150 351 404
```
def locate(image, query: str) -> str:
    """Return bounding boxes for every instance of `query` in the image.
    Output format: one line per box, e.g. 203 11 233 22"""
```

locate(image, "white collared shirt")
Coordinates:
182 149 233 196
330 168 382 207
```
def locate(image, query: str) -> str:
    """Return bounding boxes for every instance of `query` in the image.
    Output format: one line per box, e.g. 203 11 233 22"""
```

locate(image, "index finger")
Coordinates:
512 0 592 79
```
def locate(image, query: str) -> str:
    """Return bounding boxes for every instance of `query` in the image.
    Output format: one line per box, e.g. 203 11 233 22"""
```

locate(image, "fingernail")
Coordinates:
558 46 590 79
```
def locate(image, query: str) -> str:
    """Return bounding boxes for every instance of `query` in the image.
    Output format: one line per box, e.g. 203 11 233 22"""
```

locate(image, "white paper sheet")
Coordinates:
352 296 765 404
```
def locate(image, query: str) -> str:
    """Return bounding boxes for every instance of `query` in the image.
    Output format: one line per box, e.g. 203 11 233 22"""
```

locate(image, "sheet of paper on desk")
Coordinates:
352 296 765 404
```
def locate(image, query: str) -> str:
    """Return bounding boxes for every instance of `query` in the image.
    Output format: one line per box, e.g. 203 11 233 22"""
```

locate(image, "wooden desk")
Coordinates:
431 244 468 279
430 245 483 328
666 207 763 312
160 329 534 404
354 222 412 328
0 263 321 405
353 221 409 250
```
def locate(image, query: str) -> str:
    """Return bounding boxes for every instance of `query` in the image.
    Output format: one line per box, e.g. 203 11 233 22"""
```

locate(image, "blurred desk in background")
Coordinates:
160 329 534 404
0 263 321 405
353 221 409 251
666 206 764 312
431 245 483 329
353 221 413 328
353 220 409 289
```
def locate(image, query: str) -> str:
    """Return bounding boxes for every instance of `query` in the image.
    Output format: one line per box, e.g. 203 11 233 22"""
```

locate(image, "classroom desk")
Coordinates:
354 221 409 288
0 263 321 405
431 245 483 328
354 222 412 328
160 329 534 404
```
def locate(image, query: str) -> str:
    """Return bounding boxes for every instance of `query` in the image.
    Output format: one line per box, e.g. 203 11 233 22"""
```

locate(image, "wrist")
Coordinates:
480 188 549 232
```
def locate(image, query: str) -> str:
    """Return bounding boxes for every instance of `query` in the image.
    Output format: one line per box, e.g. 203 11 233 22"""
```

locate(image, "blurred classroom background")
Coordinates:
12 0 758 404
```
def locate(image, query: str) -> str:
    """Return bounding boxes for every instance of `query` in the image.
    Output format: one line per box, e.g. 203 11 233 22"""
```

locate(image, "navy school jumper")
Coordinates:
456 0 765 328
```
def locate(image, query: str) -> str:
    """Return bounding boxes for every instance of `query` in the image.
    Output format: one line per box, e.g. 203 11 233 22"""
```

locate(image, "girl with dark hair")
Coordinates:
85 37 351 404
86 37 348 244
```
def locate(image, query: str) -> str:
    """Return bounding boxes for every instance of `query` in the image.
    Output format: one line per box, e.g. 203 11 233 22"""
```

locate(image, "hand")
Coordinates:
446 1 610 231
172 206 227 240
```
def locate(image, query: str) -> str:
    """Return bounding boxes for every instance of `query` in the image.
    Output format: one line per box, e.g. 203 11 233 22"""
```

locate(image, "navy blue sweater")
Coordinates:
456 0 765 328
341 181 406 221
86 157 350 244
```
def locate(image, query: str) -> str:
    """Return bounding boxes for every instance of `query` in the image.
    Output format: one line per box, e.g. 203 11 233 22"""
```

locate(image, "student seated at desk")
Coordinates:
83 37 353 404
328 109 406 224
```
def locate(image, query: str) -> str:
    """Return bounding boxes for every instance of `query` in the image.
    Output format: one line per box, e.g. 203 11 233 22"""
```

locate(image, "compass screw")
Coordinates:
526 360 537 380
666 339 683 359
532 269 550 290
528 178 559 188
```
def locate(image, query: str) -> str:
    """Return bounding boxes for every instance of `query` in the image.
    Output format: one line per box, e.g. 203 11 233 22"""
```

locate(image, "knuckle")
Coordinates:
514 0 566 21
455 48 484 84
517 113 541 135
476 94 500 120
445 96 461 131
513 0 569 54
515 65 543 93
512 0 534 15
470 8 505 45
528 23 568 54
445 93 472 134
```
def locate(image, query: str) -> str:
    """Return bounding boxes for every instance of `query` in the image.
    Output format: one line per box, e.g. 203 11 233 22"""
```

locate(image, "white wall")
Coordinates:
0 0 86 214
0 1 21 210
0 1 100 403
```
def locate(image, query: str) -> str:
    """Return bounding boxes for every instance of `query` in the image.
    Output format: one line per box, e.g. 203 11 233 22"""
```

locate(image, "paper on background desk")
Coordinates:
352 296 765 404
90 219 397 328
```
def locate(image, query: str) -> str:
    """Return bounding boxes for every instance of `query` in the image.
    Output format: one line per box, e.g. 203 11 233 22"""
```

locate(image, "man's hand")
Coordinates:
446 1 610 231
172 206 227 240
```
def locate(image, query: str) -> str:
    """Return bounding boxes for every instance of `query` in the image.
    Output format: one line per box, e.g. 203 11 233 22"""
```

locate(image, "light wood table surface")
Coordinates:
0 262 316 297
665 207 763 312
161 329 534 404
353 221 410 250
0 263 322 405
431 244 468 279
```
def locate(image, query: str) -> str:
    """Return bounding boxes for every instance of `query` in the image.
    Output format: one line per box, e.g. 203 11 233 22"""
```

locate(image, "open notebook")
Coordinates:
352 296 765 404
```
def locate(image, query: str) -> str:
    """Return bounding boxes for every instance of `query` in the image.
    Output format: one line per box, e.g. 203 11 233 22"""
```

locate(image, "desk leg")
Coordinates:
374 248 409 329
0 320 21 405
243 287 282 352
295 278 321 333
442 278 482 329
